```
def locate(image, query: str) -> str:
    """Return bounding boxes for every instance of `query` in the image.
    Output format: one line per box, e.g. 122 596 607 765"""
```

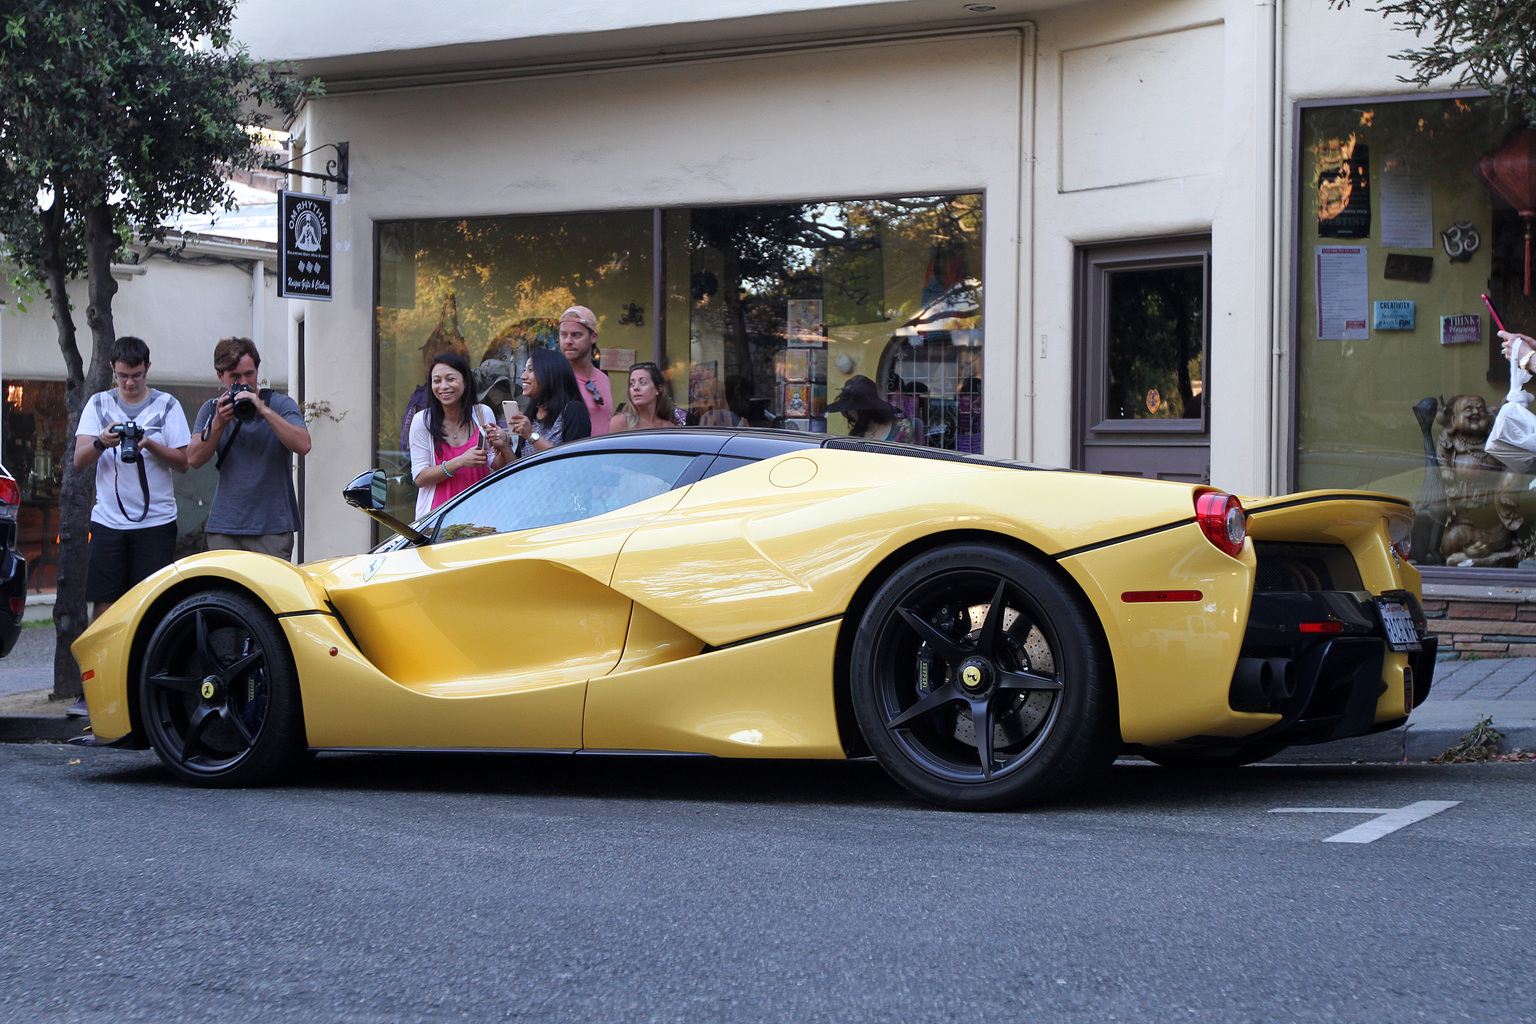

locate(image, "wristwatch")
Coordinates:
1522 350 1534 372
530 431 542 444
92 438 106 451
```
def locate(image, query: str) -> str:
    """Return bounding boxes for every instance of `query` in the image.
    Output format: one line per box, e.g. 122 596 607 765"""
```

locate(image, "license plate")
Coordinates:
1377 600 1421 651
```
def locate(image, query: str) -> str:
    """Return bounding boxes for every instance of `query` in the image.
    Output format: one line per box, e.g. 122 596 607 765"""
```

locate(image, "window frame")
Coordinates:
1074 234 1212 445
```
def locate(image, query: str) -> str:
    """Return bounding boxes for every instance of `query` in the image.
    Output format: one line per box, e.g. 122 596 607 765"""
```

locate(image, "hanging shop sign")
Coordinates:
278 190 333 301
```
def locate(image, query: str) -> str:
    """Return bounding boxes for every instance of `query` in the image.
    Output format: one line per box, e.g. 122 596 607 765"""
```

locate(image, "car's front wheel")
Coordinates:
850 544 1114 810
139 589 305 786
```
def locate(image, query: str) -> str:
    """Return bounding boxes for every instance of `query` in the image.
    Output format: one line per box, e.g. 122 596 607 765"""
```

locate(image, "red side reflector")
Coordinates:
1122 590 1203 603
80 670 95 682
1299 622 1344 634
0 477 18 506
8 598 22 616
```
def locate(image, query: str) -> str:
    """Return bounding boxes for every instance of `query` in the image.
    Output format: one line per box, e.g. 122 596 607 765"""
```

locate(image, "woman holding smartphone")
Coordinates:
506 347 592 457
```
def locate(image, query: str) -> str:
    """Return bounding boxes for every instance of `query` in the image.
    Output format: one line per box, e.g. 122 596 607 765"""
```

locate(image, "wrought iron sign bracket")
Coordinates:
264 142 349 194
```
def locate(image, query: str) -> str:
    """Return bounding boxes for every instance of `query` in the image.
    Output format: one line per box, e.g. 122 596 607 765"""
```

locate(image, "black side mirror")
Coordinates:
342 468 430 545
343 469 386 511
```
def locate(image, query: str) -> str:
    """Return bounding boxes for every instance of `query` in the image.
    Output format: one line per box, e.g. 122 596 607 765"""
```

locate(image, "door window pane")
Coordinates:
1105 265 1205 421
433 451 696 541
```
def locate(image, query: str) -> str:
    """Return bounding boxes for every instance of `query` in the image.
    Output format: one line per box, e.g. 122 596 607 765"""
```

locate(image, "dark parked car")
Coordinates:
0 463 27 657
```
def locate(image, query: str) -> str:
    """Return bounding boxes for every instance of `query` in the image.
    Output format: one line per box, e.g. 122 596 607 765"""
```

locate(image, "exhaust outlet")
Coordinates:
1229 657 1274 712
1265 658 1296 701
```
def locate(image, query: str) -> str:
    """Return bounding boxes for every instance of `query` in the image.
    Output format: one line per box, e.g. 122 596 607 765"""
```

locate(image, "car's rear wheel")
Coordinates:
850 544 1114 810
139 589 305 786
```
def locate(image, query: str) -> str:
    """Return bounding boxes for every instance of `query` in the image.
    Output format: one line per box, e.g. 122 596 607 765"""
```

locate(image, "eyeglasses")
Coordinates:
114 371 146 383
583 378 604 406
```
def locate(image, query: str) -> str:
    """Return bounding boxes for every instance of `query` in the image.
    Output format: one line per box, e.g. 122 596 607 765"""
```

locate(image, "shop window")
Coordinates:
374 194 984 534
1294 96 1533 575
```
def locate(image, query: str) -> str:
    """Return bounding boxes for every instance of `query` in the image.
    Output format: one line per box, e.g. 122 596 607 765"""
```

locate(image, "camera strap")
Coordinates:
213 389 270 470
215 420 244 470
113 455 151 524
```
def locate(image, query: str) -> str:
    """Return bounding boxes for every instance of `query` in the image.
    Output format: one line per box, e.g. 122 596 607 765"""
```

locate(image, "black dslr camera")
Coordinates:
224 383 258 422
110 421 145 463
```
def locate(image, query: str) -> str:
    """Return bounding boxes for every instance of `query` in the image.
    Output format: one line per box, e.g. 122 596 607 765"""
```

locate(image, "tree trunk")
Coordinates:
719 247 751 382
49 200 117 700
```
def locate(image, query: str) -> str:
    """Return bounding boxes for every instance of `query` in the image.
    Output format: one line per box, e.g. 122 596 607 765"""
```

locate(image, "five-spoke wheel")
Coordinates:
850 544 1112 809
139 589 304 786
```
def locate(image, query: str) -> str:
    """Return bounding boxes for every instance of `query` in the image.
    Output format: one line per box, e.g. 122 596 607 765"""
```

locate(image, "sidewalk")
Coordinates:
1270 656 1536 763
3 623 1534 759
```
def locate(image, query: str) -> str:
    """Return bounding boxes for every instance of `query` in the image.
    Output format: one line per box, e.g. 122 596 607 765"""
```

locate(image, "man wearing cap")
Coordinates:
558 305 612 435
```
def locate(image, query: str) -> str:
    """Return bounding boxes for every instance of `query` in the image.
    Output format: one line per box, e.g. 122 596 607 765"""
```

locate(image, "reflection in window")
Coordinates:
684 195 983 447
1105 265 1205 421
433 452 695 542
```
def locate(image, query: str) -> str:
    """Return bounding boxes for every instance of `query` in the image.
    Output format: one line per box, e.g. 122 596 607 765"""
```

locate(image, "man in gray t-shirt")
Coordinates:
187 337 312 560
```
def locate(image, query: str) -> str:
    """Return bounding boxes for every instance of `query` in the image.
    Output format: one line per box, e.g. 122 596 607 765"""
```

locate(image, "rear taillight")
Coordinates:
0 477 17 507
1389 513 1414 561
1195 491 1247 558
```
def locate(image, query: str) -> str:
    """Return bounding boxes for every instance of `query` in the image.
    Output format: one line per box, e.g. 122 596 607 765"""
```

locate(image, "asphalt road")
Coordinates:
2 747 1532 1024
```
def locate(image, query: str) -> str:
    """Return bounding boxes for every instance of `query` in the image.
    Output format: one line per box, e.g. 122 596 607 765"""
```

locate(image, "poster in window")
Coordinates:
690 361 719 410
787 299 825 345
783 384 811 418
1317 138 1371 239
1315 246 1370 340
783 348 810 382
808 348 827 383
377 223 416 309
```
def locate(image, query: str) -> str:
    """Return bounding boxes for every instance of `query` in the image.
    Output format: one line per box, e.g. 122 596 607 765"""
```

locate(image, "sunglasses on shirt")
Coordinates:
583 378 604 406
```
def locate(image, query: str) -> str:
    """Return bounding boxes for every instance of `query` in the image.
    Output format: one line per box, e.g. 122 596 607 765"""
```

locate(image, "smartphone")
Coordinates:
501 400 519 424
1482 292 1508 334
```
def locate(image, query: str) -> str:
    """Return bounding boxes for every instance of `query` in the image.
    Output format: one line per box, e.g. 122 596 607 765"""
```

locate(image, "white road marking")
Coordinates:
1268 801 1462 843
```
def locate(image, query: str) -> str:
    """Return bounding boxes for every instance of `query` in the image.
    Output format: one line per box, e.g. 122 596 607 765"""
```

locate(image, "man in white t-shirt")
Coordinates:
72 336 191 628
558 305 612 434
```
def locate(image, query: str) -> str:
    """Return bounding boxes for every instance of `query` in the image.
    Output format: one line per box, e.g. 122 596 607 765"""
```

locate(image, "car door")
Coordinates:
319 448 703 749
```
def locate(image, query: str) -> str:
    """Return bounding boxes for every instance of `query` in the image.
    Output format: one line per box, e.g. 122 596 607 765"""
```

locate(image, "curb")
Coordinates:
0 715 89 743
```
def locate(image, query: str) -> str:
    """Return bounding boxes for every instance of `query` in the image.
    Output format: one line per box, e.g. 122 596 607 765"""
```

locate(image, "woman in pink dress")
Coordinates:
409 351 515 518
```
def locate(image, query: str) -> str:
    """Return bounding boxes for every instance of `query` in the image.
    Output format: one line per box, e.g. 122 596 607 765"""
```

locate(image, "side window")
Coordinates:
434 452 697 542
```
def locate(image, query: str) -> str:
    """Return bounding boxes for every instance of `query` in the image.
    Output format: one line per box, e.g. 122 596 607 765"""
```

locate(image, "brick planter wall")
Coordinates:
1421 583 1536 658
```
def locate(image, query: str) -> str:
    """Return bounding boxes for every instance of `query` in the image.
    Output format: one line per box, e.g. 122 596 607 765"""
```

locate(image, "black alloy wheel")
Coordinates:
139 589 305 786
850 544 1113 810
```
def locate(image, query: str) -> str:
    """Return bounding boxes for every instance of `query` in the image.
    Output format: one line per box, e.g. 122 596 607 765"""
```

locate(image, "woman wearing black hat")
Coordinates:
826 374 921 444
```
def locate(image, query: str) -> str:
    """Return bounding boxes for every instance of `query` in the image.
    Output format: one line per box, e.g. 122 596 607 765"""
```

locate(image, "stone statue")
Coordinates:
1434 394 1524 567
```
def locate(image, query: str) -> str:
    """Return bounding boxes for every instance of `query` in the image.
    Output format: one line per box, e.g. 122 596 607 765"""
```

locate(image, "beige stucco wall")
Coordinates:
0 254 290 389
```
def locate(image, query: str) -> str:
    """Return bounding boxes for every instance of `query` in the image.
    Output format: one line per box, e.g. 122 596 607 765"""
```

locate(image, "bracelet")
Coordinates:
441 462 455 478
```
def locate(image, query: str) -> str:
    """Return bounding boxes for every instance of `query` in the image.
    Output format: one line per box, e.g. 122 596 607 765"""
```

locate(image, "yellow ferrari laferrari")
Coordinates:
72 429 1435 809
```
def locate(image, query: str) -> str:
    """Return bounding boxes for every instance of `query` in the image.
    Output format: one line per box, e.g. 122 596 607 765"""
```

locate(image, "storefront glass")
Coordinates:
1296 95 1535 571
375 194 984 526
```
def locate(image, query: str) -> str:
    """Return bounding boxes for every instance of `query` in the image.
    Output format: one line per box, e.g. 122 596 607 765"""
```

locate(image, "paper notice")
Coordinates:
1380 154 1433 249
1316 246 1369 340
